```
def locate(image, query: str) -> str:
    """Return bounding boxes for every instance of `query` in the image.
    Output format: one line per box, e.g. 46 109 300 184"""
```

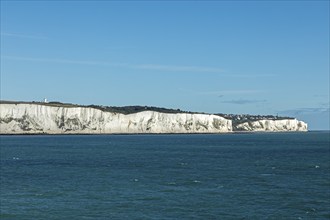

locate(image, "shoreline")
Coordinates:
0 130 313 136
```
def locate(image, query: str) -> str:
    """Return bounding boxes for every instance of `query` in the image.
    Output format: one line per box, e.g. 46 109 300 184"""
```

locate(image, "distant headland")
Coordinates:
0 100 307 134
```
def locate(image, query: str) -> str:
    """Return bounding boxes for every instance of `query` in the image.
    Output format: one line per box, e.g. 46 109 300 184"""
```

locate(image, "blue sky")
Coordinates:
1 1 329 130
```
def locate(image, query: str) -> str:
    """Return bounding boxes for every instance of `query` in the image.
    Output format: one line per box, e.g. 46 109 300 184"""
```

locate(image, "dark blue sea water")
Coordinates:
1 132 329 219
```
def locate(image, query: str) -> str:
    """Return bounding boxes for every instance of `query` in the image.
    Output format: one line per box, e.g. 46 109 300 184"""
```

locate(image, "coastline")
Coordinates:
0 102 308 134
0 130 313 136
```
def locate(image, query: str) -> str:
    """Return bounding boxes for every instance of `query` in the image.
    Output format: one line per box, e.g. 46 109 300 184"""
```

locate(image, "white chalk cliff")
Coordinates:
233 119 307 132
0 103 307 134
0 103 232 134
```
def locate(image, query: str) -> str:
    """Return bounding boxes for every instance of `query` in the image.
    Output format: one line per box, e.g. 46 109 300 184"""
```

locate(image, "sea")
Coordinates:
0 132 329 219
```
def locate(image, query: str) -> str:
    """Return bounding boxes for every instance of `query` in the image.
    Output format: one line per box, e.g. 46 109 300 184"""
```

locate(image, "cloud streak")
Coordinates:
1 55 276 77
1 32 47 40
221 99 267 105
179 88 264 95
1 56 127 67
201 90 263 95
278 107 330 115
134 64 224 73
1 56 225 73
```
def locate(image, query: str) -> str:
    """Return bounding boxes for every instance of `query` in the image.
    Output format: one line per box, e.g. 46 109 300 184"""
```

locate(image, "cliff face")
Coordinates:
0 103 308 134
233 119 307 132
0 104 232 134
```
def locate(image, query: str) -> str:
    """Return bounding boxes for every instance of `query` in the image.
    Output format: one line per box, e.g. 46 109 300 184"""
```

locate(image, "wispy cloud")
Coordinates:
2 55 225 73
313 94 329 98
278 107 330 115
179 88 264 96
319 102 330 108
1 55 275 77
221 99 267 105
223 73 276 78
1 56 127 67
1 32 47 40
201 89 263 95
134 64 225 73
1 55 225 73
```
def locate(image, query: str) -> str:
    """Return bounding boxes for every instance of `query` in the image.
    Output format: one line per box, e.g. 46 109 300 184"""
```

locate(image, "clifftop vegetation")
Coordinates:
0 100 294 121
